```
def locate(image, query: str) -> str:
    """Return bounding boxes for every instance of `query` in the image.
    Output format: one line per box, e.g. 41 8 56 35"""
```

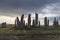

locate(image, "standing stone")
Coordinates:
53 18 59 27
23 20 25 29
15 19 16 28
1 22 6 28
20 14 24 29
15 17 20 29
48 20 49 27
39 21 40 27
44 17 48 29
35 13 38 27
32 19 35 27
27 14 31 29
56 20 59 27
53 18 57 27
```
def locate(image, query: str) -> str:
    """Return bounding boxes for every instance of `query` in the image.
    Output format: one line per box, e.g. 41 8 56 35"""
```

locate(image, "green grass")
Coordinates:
0 27 60 36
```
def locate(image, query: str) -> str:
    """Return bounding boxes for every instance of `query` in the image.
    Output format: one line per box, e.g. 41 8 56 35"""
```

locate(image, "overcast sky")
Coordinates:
0 0 60 25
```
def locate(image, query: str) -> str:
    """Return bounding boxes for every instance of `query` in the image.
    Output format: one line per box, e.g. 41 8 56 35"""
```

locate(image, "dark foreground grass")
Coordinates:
0 27 60 36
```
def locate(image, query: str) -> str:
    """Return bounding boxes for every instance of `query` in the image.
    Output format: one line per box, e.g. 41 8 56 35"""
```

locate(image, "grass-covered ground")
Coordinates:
0 26 60 36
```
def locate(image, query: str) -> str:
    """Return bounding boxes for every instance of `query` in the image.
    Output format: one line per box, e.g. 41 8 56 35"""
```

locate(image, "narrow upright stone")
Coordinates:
27 14 31 29
35 13 38 27
20 14 24 29
32 19 35 27
44 17 48 29
39 21 40 27
56 20 59 27
15 17 20 29
48 20 49 27
23 20 25 28
53 18 57 27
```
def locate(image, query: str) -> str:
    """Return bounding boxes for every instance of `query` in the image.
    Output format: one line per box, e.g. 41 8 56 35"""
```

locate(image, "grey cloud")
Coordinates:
0 0 54 7
0 0 60 16
0 0 60 8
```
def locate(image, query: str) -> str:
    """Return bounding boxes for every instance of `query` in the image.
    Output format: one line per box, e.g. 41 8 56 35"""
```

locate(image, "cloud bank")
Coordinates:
0 0 60 24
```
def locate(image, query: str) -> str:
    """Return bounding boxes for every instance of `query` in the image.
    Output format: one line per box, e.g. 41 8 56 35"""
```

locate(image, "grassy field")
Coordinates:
0 26 60 36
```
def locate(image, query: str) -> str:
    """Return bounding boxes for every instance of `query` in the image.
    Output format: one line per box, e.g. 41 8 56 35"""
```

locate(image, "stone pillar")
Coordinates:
27 14 31 29
44 17 48 29
48 20 49 27
56 20 59 27
15 17 20 29
39 21 40 27
53 18 57 27
20 14 24 29
32 19 35 27
35 13 38 27
23 20 25 29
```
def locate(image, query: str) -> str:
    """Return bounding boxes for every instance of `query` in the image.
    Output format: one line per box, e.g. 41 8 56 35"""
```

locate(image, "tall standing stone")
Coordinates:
39 21 40 27
32 19 35 27
23 20 25 29
44 17 48 29
20 14 24 29
53 18 57 27
56 20 59 27
15 17 20 29
53 17 59 27
35 13 38 27
48 20 49 27
27 14 31 29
